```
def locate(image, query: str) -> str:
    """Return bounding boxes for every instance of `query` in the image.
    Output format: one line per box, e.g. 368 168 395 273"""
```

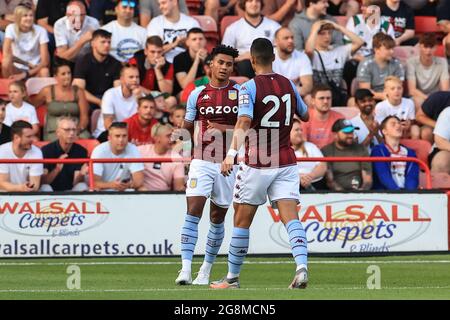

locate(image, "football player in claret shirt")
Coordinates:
174 44 240 286
212 38 310 289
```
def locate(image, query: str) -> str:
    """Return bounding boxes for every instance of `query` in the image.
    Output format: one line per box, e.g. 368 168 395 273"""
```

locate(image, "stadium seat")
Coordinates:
419 172 450 189
331 106 359 119
400 138 432 165
25 77 57 96
76 139 99 157
90 109 101 134
220 15 240 39
334 16 348 27
186 0 202 15
230 76 250 84
414 16 439 34
193 15 219 52
0 78 12 99
33 140 50 149
434 44 445 57
393 46 417 66
36 105 47 128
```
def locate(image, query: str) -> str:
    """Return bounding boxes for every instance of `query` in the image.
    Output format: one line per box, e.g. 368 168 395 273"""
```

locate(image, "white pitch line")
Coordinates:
1 286 450 293
0 260 449 266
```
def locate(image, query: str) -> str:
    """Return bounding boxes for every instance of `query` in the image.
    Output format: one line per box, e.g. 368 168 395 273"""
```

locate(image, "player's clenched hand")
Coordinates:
221 155 234 177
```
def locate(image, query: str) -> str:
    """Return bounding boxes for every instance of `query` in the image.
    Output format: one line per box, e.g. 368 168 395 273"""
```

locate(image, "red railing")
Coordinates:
0 156 432 190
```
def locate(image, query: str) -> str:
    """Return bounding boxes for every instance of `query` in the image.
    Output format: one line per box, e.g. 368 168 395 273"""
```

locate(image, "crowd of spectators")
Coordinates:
0 0 449 192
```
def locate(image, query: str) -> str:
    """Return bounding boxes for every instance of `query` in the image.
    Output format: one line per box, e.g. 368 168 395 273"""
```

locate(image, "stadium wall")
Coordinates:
0 192 448 258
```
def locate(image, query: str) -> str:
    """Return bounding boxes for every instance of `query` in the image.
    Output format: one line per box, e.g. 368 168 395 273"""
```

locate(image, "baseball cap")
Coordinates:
354 88 374 101
332 119 360 133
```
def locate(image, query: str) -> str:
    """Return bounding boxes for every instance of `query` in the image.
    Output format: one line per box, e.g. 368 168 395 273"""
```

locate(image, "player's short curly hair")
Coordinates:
211 44 239 59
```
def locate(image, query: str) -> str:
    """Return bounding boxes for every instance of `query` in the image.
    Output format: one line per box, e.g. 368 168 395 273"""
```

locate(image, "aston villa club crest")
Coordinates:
228 90 237 100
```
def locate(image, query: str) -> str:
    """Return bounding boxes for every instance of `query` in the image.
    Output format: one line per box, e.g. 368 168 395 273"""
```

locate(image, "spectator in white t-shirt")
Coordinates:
350 88 383 152
273 27 313 102
91 121 145 191
374 76 418 139
147 0 200 63
345 1 395 59
1 4 49 80
4 81 39 137
101 0 147 62
222 0 281 78
139 0 189 27
94 64 142 140
54 0 100 62
429 107 450 175
0 120 44 192
291 118 327 190
305 20 364 106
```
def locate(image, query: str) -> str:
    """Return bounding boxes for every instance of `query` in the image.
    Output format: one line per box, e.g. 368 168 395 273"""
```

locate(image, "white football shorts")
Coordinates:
233 163 300 207
186 159 237 208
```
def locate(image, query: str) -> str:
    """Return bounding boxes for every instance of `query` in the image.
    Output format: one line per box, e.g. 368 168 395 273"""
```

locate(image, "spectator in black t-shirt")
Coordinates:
41 116 89 191
381 0 415 46
35 0 73 57
128 35 174 95
89 0 117 25
0 100 11 145
416 91 450 143
173 28 208 96
73 29 122 110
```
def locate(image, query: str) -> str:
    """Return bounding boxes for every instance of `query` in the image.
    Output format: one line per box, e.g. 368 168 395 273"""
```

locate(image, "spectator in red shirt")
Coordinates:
128 35 174 95
124 95 159 146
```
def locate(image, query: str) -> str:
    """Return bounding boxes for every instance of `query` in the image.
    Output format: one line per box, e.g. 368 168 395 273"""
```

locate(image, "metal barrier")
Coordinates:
0 156 432 190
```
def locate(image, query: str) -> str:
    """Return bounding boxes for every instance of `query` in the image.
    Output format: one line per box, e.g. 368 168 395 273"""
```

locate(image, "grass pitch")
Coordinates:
0 254 449 300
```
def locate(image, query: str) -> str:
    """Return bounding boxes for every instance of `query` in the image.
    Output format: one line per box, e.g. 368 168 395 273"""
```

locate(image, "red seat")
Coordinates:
25 77 57 96
400 138 432 165
393 46 417 66
75 139 99 157
220 15 240 39
414 16 439 34
36 105 47 128
186 0 202 15
33 140 50 149
419 172 450 189
331 107 359 120
435 44 445 57
193 15 219 52
0 78 12 99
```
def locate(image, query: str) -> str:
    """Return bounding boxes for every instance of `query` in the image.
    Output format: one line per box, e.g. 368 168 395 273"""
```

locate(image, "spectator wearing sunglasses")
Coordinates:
91 121 146 191
54 0 100 62
101 0 147 62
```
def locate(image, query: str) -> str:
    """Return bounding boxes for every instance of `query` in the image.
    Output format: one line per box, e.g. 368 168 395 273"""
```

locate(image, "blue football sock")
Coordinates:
285 219 308 268
227 227 249 277
204 221 225 265
180 214 200 269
